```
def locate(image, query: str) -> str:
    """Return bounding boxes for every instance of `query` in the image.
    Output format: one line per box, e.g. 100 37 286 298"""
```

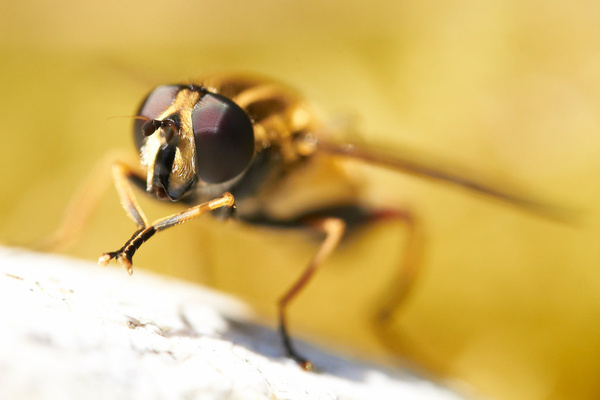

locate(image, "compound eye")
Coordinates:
192 92 254 183
133 85 181 150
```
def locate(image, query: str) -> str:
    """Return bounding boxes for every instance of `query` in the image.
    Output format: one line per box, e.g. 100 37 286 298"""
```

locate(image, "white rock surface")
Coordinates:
0 247 466 400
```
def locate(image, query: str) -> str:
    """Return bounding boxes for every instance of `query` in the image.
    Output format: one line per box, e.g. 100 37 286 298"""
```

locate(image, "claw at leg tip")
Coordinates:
301 360 314 372
98 254 111 267
118 255 133 275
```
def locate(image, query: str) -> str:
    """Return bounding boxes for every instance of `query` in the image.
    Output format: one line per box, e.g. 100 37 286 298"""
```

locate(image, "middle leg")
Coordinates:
277 217 346 371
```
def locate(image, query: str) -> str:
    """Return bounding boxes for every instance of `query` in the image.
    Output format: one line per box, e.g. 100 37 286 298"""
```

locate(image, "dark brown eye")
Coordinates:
192 92 254 183
133 85 181 151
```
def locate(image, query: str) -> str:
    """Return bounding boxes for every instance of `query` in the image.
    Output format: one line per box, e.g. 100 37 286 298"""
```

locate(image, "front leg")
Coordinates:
37 153 144 252
99 162 235 274
98 192 234 274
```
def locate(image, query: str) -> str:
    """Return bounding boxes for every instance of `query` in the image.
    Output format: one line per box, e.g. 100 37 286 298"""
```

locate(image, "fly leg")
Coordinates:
278 217 346 371
107 162 150 230
37 152 144 251
98 165 234 275
367 208 446 374
369 208 422 324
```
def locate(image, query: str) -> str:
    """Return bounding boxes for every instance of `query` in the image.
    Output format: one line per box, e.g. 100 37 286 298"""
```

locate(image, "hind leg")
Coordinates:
367 208 449 376
368 208 422 324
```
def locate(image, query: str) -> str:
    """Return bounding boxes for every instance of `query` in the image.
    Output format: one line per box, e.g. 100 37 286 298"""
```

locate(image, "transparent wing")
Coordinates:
316 138 577 223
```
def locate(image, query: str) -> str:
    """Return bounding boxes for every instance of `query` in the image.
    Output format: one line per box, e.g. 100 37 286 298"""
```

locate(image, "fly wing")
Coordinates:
316 139 577 223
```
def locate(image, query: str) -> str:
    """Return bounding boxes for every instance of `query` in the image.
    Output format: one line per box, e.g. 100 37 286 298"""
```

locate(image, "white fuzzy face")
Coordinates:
138 88 200 201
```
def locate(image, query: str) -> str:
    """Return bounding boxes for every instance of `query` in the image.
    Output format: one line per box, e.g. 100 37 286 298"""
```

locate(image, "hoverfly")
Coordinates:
50 74 566 371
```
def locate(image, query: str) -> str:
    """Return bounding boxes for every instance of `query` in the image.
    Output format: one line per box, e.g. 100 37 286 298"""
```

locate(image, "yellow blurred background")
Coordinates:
1 1 599 399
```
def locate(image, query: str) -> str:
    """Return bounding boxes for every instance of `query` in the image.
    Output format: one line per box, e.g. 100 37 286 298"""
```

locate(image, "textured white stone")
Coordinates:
0 247 466 400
